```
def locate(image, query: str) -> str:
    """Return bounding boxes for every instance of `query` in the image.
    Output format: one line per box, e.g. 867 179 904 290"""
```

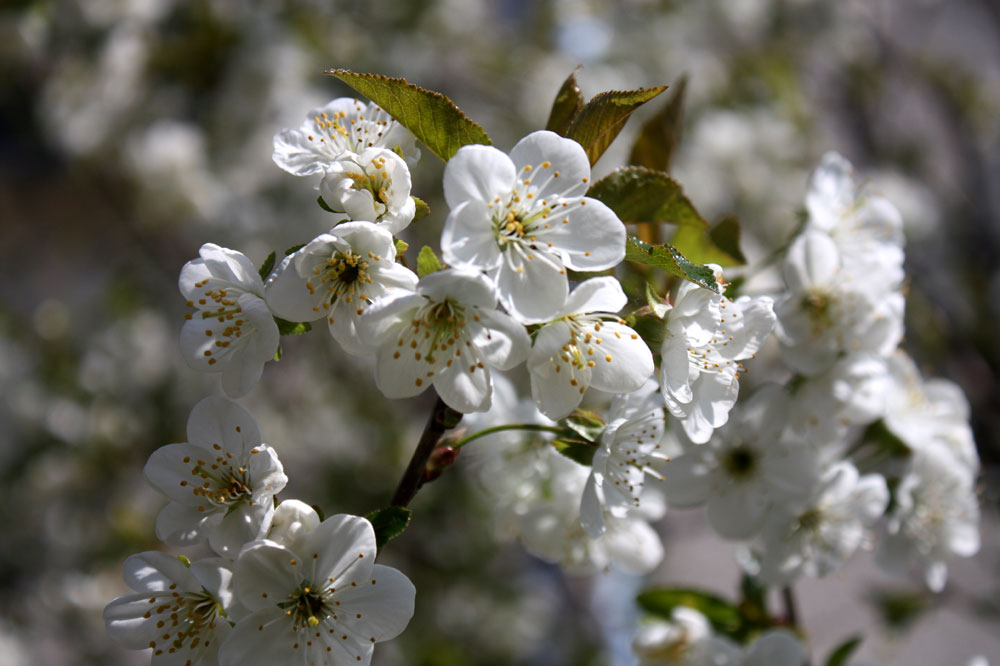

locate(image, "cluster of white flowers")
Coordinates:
659 152 980 594
106 91 983 666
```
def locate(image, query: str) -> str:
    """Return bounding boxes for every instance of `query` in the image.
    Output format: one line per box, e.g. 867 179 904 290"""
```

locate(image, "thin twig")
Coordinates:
390 395 459 507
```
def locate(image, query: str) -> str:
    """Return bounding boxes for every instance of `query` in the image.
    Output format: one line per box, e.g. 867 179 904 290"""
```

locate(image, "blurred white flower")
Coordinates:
756 462 888 584
632 607 740 666
877 442 980 592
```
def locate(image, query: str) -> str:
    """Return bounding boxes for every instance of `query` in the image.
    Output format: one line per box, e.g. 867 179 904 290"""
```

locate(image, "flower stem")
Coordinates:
782 585 811 665
390 395 461 508
451 424 565 449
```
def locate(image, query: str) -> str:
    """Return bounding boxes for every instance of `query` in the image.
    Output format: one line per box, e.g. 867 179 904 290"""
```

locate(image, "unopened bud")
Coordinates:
424 445 459 482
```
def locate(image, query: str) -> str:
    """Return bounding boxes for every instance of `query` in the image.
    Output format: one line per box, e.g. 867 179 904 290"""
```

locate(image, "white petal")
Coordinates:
783 231 840 293
496 248 568 323
443 144 515 207
123 551 194 592
509 130 591 200
155 501 214 546
707 484 767 539
587 322 654 394
144 442 212 505
208 501 273 558
542 198 625 271
303 514 377 586
418 269 497 309
233 541 303 611
743 630 805 666
185 396 262 458
332 564 416 642
273 127 333 176
599 517 664 574
441 200 504 272
561 277 627 316
264 253 327 323
434 353 492 413
579 472 607 538
219 607 300 666
469 308 530 370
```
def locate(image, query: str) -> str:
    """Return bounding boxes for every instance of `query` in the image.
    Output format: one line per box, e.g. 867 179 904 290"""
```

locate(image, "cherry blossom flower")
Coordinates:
877 442 980 592
318 148 416 233
104 551 240 666
774 230 903 375
361 268 529 412
180 243 279 397
273 98 419 177
580 381 669 537
527 277 653 419
265 222 418 356
632 607 740 666
659 267 775 444
662 386 820 540
144 396 287 558
755 462 888 584
220 514 415 666
742 630 806 666
883 351 979 473
806 152 905 287
441 130 626 322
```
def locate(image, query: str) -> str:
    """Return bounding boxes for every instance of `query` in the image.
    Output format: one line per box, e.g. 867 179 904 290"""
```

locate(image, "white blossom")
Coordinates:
581 381 669 537
527 277 653 419
361 268 530 413
662 386 820 540
221 514 415 666
104 552 240 666
883 351 979 473
632 607 740 666
144 396 287 558
805 152 905 287
265 222 418 356
774 230 903 375
180 244 279 397
877 442 980 592
659 268 775 443
756 462 888 584
441 130 625 322
273 98 419 177
318 148 416 233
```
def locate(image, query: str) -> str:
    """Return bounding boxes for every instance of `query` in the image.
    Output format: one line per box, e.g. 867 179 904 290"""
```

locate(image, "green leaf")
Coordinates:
317 196 335 213
412 196 430 221
394 238 409 256
258 251 276 281
625 236 720 293
545 70 585 136
587 167 708 228
326 69 492 162
274 317 312 336
637 588 744 636
551 438 598 466
417 245 443 277
824 635 863 666
565 85 667 166
629 314 665 350
285 243 306 256
273 344 282 361
670 216 746 267
365 506 412 550
629 75 687 172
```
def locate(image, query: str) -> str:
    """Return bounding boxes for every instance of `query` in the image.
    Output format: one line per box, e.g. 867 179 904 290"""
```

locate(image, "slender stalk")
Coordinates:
782 585 811 666
390 395 459 508
452 423 565 449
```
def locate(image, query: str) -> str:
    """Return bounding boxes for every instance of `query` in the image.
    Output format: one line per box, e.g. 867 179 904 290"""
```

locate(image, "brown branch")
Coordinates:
389 394 461 507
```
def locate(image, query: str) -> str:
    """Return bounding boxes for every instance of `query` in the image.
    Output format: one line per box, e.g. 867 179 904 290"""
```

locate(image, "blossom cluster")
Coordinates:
105 93 983 666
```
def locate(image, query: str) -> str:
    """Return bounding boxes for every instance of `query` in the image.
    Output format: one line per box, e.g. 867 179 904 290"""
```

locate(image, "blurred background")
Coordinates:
1 0 998 664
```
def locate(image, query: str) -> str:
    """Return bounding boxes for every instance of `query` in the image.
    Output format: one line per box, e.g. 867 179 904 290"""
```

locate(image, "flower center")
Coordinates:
309 252 373 308
280 582 333 628
723 445 757 478
147 587 225 659
187 452 255 511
